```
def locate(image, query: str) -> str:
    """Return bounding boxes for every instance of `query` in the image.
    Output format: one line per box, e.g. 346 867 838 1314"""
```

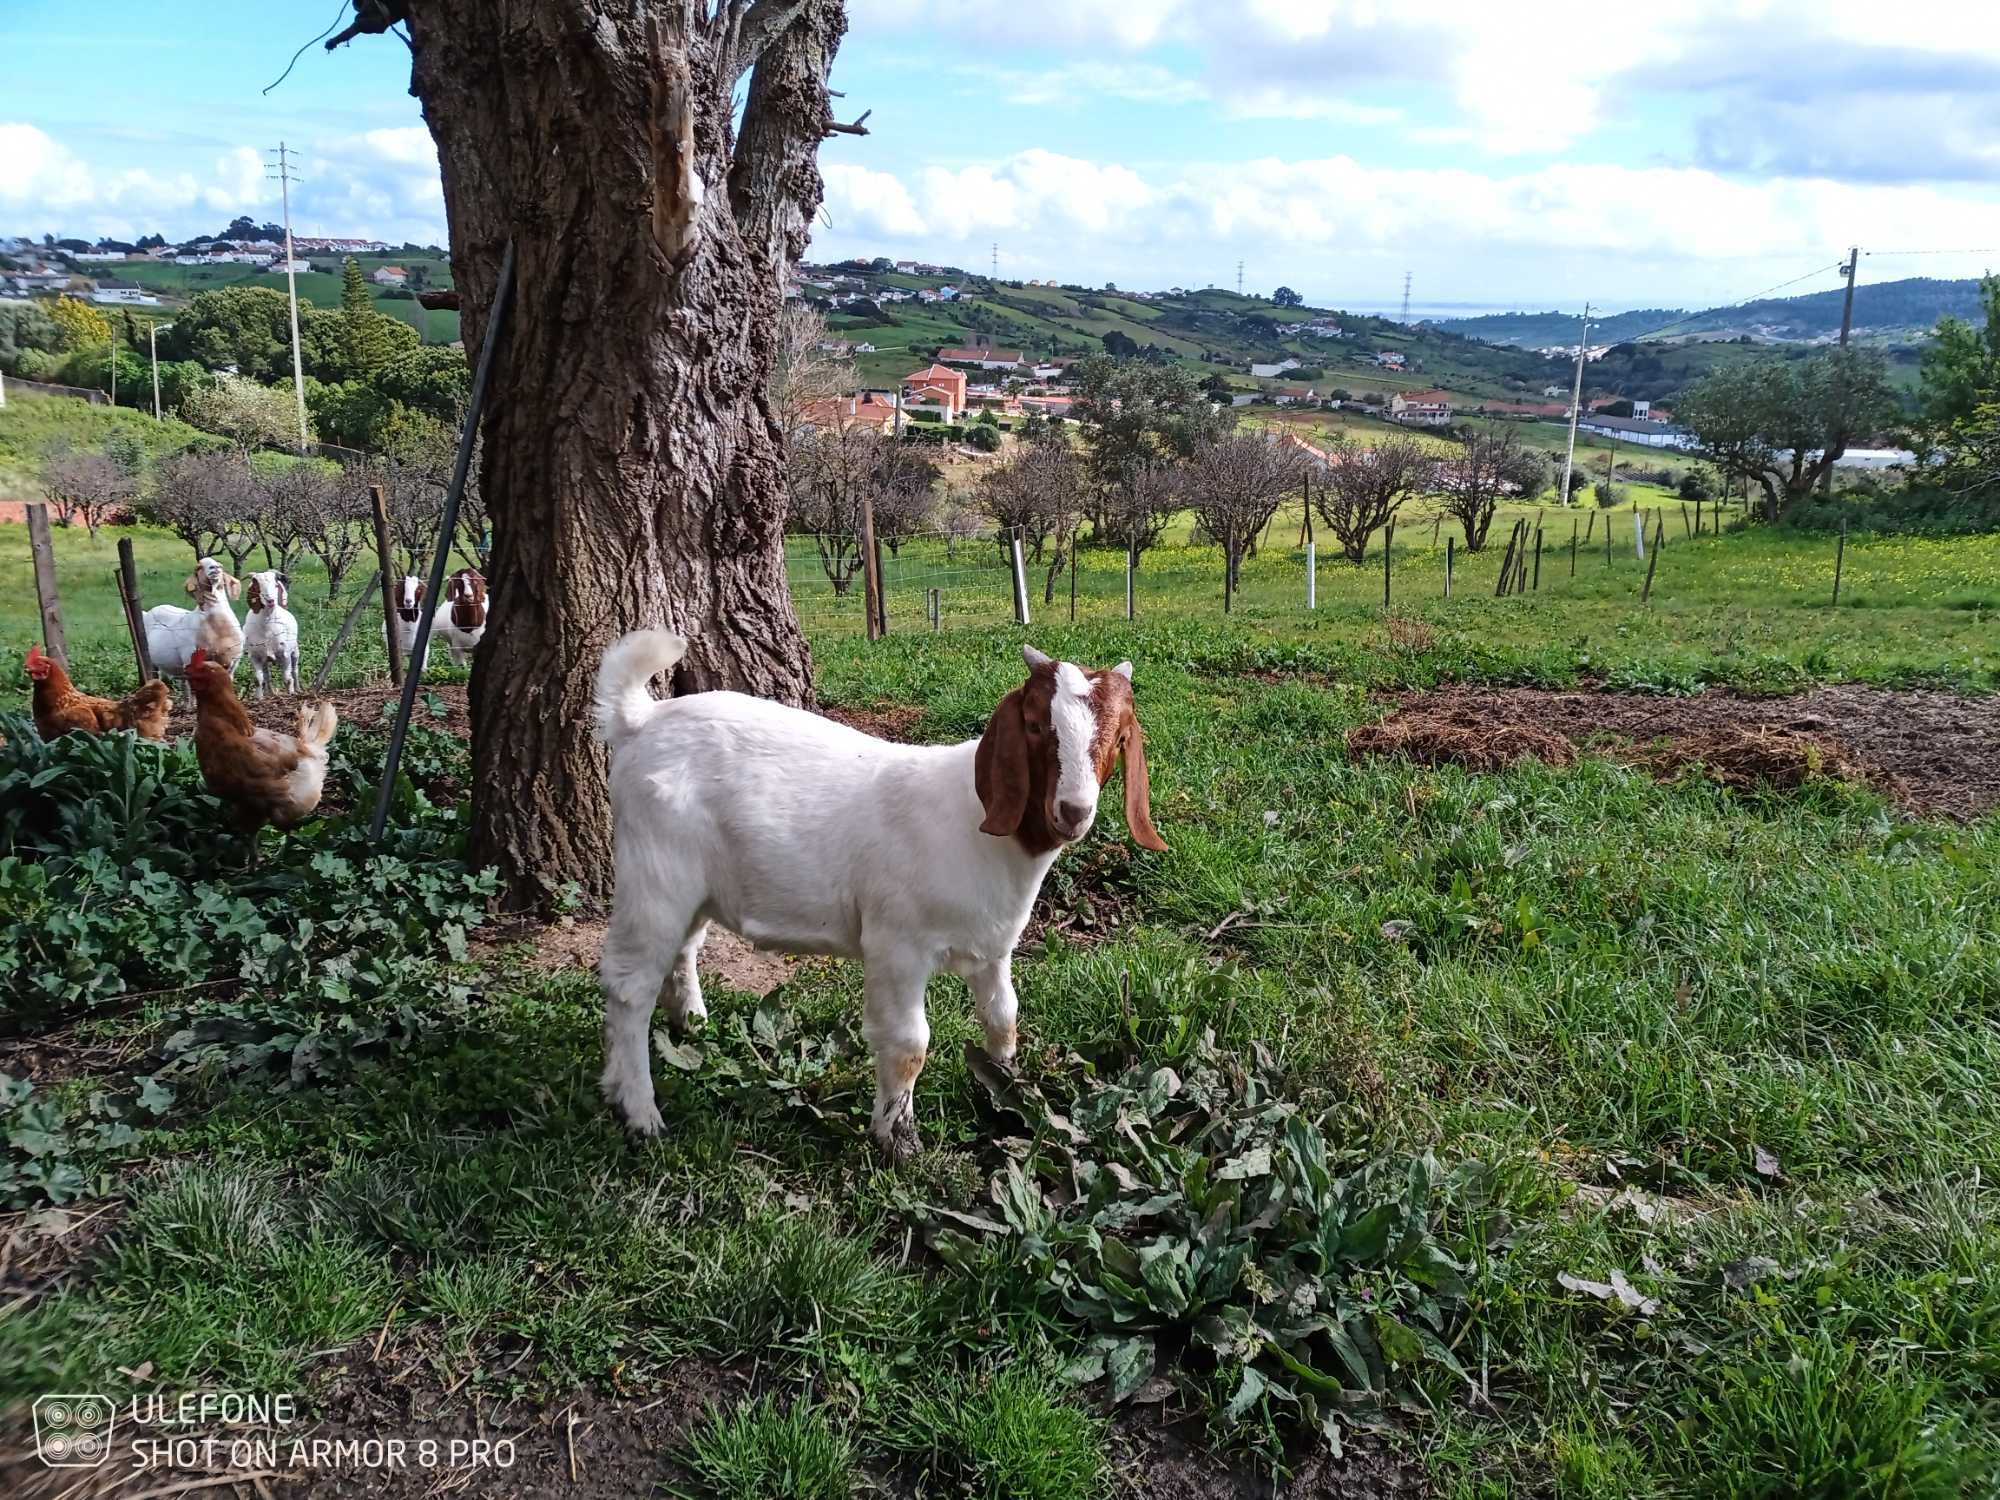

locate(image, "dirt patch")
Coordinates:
1347 714 1576 774
163 682 469 743
1115 1412 1432 1499
820 701 925 741
1346 684 2000 819
476 917 796 997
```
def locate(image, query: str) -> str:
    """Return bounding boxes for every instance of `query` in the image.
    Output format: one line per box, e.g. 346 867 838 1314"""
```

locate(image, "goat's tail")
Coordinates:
296 700 339 751
595 629 689 747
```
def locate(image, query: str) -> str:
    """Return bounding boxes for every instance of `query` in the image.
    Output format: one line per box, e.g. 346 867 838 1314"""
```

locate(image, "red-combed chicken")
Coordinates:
23 645 173 742
186 647 339 859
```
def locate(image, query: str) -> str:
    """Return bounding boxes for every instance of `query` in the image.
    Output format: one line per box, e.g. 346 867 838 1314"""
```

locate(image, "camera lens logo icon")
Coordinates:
33 1395 115 1468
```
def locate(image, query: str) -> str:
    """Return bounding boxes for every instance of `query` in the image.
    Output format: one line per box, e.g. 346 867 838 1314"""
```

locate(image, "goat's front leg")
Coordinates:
861 948 932 1162
969 958 1020 1067
252 657 269 699
284 651 300 695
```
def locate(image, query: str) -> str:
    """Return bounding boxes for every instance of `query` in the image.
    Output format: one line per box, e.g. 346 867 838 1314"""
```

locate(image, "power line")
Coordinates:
1863 247 2000 258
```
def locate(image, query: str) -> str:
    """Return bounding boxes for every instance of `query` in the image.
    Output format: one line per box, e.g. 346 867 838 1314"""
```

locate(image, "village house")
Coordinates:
1018 394 1074 418
1250 358 1300 378
10 269 69 291
902 363 967 421
1390 390 1454 426
801 392 900 436
1273 386 1318 406
939 344 1025 370
73 250 130 264
1373 351 1408 369
89 279 161 306
265 258 310 274
371 266 408 287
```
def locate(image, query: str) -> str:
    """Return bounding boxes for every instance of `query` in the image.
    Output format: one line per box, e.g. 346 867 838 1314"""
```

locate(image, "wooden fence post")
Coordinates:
1584 509 1596 544
1382 520 1394 610
1532 527 1543 591
1445 535 1453 598
1125 538 1135 621
1681 503 1692 539
1831 519 1847 607
1069 543 1078 623
26 503 68 672
860 494 884 641
371 483 403 686
1570 519 1578 578
116 536 155 683
1493 523 1517 598
1640 514 1665 603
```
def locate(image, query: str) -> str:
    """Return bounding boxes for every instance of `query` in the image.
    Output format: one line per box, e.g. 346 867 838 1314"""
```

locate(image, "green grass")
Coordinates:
5 501 1999 1492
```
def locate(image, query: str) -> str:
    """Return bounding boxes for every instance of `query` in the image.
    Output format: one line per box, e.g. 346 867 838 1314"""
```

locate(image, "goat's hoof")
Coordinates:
667 1004 708 1038
874 1116 921 1164
622 1105 665 1139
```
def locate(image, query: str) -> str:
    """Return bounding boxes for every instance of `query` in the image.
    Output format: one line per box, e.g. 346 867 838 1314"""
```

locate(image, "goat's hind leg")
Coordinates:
861 947 933 1163
599 896 698 1138
666 920 711 1032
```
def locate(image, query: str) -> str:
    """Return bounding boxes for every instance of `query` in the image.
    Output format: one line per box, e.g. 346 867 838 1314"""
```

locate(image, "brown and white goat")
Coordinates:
594 636 1166 1158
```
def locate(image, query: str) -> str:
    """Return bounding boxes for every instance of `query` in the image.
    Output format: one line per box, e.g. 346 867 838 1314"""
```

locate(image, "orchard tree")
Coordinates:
183 372 307 451
1433 428 1543 550
40 449 136 537
1677 348 1898 521
770 301 852 454
1311 436 1428 563
333 0 860 906
977 424 1087 599
1181 432 1310 592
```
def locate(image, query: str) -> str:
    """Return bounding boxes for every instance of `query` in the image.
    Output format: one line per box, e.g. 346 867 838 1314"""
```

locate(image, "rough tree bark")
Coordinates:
355 1 849 908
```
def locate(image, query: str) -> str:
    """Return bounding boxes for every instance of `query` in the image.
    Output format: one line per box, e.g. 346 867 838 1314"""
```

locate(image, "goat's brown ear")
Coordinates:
183 571 198 596
1119 712 1167 852
974 687 1030 838
223 573 241 600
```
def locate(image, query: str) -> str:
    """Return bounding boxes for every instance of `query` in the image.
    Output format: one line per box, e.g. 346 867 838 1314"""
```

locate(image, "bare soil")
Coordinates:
1348 684 1999 820
163 682 470 742
477 916 797 997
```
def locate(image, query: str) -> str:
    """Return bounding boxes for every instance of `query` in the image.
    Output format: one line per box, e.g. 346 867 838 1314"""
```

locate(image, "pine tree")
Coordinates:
339 255 390 376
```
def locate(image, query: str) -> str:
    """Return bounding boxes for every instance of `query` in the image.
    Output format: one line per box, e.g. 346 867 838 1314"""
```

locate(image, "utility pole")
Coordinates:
1236 260 1244 297
267 141 310 451
1400 270 1411 323
1557 303 1591 508
1820 246 1859 496
149 321 161 419
991 241 998 281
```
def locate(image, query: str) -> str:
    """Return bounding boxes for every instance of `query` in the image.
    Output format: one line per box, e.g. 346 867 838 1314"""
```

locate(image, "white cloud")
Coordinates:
808 147 2000 303
0 122 270 239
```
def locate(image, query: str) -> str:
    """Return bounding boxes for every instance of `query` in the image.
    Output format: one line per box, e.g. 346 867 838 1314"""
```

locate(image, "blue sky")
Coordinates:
5 0 1999 314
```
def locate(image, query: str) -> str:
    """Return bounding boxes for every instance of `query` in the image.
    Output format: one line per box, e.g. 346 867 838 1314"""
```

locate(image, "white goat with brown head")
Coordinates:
593 635 1165 1158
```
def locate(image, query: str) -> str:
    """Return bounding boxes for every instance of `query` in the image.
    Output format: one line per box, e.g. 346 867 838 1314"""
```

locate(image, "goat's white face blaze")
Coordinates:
397 576 422 622
1049 660 1103 840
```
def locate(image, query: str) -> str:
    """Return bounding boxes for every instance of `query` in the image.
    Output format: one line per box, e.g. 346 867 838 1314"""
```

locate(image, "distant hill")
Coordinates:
1431 277 1989 348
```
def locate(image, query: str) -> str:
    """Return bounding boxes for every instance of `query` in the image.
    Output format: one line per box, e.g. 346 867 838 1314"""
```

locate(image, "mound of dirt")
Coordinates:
1345 684 1998 818
1346 711 1576 773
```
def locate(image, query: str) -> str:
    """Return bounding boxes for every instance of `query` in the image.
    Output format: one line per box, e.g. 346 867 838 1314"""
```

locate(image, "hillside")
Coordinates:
1431 276 1986 349
808 266 1573 404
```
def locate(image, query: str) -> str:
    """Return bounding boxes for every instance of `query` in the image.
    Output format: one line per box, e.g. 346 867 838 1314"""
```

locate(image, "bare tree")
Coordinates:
334 0 856 906
298 466 374 601
150 451 260 566
977 429 1089 603
772 302 854 455
256 461 342 578
1433 428 1544 551
1312 437 1429 563
869 440 941 555
40 449 137 539
787 423 922 594
1095 457 1182 564
1181 433 1310 591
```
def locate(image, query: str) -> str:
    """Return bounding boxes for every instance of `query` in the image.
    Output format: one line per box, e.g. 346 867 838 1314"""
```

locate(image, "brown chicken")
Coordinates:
186 648 339 859
24 646 173 742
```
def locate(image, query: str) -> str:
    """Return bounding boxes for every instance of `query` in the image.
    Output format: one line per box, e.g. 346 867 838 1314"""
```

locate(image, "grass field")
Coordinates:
3 510 1997 1497
93 254 462 345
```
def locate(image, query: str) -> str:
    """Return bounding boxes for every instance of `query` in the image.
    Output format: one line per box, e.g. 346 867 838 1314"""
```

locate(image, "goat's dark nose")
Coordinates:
1057 799 1091 833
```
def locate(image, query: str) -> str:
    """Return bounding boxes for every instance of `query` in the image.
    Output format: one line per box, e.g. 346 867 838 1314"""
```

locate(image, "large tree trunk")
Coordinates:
394 1 846 909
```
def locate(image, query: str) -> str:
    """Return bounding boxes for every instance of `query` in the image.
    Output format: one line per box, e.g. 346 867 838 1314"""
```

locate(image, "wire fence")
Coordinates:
778 490 1945 639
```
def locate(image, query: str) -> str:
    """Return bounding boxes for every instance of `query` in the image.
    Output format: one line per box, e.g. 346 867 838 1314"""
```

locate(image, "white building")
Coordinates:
1250 358 1301 378
265 258 310 274
89 280 161 306
1576 414 1695 449
74 251 129 264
